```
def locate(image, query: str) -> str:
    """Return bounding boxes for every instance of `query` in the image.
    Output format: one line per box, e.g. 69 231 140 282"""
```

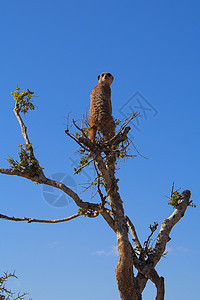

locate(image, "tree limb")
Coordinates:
0 167 100 212
136 189 191 294
126 215 142 251
150 189 191 266
0 213 80 223
0 167 116 233
13 106 31 146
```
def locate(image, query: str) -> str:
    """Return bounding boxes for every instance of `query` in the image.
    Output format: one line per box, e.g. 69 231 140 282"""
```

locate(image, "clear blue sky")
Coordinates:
0 1 200 299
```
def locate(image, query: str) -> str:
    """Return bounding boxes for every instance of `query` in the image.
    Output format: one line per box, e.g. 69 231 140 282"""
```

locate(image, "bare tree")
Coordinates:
0 88 194 300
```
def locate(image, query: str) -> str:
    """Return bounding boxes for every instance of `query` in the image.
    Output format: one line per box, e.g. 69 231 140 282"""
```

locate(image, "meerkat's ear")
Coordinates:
98 75 100 80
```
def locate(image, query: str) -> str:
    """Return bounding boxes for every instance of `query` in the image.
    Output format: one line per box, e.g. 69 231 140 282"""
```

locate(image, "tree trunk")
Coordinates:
115 230 142 299
106 155 142 299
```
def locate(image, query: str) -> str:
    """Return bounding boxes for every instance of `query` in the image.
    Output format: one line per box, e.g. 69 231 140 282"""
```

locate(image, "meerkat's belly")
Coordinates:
90 84 112 125
91 97 111 121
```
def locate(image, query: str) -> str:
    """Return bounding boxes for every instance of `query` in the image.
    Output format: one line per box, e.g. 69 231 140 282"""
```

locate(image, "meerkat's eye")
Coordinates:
107 73 112 77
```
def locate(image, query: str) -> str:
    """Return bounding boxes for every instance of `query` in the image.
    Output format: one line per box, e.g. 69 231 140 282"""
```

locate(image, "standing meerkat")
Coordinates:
89 72 115 142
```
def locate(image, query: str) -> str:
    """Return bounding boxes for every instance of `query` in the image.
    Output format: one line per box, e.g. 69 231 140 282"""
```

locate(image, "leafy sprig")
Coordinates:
7 143 43 176
11 87 34 114
167 191 180 208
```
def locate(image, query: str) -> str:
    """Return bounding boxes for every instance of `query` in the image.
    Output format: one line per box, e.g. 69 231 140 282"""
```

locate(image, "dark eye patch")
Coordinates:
107 73 112 77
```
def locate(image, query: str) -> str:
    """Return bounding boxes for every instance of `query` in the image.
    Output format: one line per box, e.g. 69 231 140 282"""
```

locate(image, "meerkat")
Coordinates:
89 72 115 142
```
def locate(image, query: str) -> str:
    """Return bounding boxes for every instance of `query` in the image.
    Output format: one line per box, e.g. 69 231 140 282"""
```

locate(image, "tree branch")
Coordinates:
13 106 31 146
150 189 191 266
65 128 89 152
0 213 80 223
126 215 142 251
136 189 191 294
40 176 100 211
0 168 100 212
0 167 117 233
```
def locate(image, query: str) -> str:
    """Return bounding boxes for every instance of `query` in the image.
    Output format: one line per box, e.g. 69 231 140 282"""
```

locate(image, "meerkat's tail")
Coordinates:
101 118 115 141
89 126 97 142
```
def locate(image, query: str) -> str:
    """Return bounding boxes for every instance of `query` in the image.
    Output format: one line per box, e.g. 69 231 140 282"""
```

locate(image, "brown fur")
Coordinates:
89 72 115 142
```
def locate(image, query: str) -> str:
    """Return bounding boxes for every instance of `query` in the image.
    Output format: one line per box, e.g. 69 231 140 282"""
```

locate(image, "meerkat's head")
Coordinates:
97 72 114 85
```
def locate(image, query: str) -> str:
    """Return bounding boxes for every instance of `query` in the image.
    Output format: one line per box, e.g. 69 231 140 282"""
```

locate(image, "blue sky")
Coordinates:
0 1 200 299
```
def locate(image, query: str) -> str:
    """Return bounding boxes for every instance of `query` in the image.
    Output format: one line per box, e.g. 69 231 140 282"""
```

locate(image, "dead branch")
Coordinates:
0 213 80 223
130 140 149 159
126 215 142 251
142 222 158 257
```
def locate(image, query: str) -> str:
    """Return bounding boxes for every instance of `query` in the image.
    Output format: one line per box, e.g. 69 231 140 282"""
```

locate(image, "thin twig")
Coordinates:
72 119 88 138
130 140 148 159
65 129 89 152
75 157 94 174
143 222 158 255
